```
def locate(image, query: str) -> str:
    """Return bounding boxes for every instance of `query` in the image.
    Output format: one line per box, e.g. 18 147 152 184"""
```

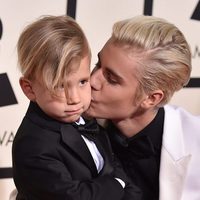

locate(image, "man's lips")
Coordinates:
90 99 97 103
91 95 97 102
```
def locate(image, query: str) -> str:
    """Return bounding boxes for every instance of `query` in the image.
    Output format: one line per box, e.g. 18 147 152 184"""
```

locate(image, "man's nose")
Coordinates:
90 68 103 91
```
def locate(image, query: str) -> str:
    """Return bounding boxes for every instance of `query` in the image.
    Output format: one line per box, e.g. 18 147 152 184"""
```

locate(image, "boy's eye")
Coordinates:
79 79 89 86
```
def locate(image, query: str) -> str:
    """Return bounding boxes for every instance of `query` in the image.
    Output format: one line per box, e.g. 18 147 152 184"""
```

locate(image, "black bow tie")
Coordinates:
73 118 99 140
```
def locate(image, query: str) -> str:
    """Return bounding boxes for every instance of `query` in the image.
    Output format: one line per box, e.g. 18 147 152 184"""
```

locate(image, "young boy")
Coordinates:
12 15 141 200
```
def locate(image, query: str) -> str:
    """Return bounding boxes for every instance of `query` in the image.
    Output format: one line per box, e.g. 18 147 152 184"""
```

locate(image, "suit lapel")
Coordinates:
159 106 192 200
159 148 191 200
94 131 114 176
60 124 98 176
26 103 98 176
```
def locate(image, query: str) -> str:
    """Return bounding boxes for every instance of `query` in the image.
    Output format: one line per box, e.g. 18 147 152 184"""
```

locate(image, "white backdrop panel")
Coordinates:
0 1 66 199
0 0 199 199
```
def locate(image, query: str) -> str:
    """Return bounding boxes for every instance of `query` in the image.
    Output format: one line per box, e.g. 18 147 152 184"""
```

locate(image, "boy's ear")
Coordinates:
19 77 36 101
141 90 164 108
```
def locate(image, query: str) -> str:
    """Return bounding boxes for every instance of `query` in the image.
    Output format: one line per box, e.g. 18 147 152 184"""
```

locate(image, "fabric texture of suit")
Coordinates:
159 105 200 200
108 104 200 200
12 102 141 200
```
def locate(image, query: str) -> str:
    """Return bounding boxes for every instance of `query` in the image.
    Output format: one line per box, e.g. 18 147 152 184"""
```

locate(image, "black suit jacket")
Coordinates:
12 102 141 200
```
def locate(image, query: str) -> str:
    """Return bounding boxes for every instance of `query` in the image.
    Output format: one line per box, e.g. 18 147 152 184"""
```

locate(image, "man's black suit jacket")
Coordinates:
12 102 141 200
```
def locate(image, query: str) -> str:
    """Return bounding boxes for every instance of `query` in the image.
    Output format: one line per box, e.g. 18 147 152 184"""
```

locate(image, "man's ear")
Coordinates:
19 77 36 101
141 90 164 108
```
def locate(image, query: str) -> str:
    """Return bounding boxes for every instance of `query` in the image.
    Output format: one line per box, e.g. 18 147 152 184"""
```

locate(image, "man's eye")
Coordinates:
103 72 118 85
107 78 118 84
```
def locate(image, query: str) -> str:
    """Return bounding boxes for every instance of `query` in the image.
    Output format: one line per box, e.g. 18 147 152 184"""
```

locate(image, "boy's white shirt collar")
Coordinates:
75 116 85 125
75 116 104 173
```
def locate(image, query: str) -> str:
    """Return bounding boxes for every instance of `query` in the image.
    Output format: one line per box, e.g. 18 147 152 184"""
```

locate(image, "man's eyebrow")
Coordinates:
105 67 122 81
98 52 123 81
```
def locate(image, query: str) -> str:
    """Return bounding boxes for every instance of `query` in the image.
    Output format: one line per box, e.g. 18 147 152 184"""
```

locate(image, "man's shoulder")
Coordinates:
164 104 200 139
164 104 200 121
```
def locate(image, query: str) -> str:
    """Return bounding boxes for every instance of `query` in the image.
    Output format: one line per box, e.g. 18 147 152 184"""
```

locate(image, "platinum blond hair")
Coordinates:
111 15 191 106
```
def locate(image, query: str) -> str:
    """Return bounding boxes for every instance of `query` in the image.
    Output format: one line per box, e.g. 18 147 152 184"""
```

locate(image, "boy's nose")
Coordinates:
66 89 80 105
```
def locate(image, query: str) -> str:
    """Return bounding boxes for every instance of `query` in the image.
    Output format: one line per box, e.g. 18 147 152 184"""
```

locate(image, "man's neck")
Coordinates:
112 108 158 138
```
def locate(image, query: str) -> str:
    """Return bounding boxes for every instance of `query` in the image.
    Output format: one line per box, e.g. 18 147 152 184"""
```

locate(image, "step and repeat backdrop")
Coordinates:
0 0 199 199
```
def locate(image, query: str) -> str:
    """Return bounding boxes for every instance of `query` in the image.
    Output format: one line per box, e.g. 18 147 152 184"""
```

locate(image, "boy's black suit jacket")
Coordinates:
12 102 141 200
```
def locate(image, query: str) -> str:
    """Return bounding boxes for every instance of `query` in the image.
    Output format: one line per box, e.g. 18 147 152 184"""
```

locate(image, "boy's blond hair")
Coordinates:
18 15 90 93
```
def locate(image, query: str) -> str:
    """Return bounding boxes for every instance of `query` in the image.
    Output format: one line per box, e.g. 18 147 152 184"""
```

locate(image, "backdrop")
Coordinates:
0 0 199 199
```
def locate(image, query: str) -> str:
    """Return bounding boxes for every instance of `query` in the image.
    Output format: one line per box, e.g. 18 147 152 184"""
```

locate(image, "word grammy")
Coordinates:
0 18 2 40
143 0 200 20
193 45 200 59
0 131 15 146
